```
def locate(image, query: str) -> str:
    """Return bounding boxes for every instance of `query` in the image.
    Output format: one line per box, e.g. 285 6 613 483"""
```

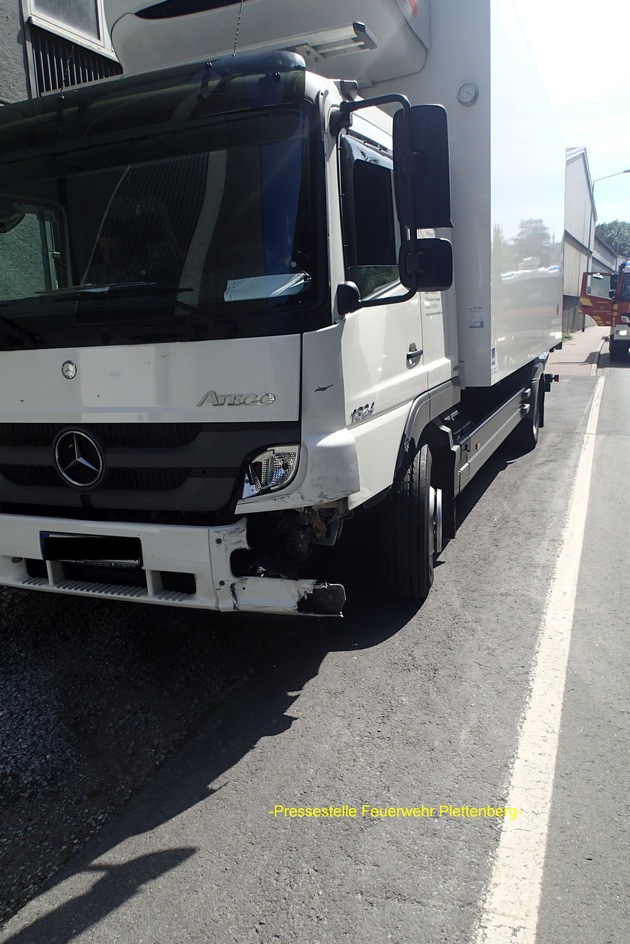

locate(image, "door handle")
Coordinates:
407 344 423 367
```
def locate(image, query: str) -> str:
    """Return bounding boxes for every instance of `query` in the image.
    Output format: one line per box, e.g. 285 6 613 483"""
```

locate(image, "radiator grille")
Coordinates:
0 420 299 515
0 424 202 449
1 465 189 492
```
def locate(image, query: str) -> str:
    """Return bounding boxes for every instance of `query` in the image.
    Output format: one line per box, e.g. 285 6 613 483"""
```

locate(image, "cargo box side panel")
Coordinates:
487 0 564 385
371 0 491 388
372 0 564 387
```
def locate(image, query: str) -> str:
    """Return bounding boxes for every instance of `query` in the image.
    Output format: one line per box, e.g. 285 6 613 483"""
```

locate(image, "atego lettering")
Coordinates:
197 391 276 407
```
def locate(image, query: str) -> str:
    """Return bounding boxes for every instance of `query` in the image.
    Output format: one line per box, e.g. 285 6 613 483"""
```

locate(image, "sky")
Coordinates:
515 0 630 225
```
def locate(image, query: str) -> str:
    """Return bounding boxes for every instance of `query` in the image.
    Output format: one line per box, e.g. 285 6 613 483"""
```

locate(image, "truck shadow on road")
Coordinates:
0 568 419 941
452 428 529 532
0 850 196 944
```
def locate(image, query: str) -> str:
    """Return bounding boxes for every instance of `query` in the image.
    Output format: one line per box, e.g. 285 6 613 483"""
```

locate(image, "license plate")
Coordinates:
40 533 142 568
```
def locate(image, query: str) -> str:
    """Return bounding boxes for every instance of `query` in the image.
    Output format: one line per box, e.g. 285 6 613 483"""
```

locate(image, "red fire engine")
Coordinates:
580 261 630 361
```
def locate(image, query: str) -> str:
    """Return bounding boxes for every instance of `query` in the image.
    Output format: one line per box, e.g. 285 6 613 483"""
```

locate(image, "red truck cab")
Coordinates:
580 262 630 361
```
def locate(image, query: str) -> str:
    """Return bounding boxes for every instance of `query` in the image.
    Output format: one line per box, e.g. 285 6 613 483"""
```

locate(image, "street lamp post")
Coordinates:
589 169 630 262
592 169 630 186
589 169 630 263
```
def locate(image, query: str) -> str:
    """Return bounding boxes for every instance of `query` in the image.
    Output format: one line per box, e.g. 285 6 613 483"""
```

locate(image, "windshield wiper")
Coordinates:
52 283 237 338
49 281 167 301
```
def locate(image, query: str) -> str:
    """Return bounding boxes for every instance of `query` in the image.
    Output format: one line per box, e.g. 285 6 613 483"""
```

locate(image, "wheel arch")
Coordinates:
393 394 457 544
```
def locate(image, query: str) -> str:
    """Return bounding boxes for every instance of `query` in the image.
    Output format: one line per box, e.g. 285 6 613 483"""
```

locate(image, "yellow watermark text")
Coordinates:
269 804 521 821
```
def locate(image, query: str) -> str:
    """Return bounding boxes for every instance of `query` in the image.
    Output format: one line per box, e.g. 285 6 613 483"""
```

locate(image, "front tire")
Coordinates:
379 443 435 600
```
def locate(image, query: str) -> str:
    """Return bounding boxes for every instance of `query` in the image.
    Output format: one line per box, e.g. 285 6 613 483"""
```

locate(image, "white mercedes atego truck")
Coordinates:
0 0 563 616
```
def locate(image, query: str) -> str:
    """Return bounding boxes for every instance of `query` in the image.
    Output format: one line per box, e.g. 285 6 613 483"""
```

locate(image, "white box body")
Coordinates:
371 0 564 386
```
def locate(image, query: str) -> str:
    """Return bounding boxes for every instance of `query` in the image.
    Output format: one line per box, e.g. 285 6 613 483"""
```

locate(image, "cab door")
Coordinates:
615 268 630 321
333 126 431 502
338 131 428 420
580 271 615 326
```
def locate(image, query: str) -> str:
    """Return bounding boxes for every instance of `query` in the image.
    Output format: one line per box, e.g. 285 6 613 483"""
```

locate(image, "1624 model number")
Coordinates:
350 402 375 425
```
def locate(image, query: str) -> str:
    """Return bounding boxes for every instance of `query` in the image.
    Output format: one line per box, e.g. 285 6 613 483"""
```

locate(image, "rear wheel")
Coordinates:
379 443 437 600
513 378 542 452
609 339 621 362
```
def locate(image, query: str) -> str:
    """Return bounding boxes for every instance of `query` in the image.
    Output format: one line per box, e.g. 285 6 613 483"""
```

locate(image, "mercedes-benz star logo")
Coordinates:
61 361 77 380
53 430 105 489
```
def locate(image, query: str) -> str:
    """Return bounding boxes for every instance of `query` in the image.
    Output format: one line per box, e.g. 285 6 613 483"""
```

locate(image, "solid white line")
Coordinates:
474 376 605 944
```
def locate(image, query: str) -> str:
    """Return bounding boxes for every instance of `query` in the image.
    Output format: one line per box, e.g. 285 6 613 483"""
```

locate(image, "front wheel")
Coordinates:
378 443 437 600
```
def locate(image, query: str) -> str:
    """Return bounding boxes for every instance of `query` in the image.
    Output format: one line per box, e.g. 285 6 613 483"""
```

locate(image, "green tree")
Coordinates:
595 220 630 257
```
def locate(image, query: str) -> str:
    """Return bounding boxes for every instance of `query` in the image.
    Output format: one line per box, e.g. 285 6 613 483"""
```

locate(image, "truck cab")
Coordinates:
580 262 630 361
0 51 453 616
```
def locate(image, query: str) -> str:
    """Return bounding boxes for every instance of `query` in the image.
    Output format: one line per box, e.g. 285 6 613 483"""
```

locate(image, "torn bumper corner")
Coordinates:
230 576 346 616
298 581 346 616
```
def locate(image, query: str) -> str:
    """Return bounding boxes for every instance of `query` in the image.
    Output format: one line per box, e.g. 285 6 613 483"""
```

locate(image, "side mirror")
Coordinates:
393 104 452 230
336 281 361 317
399 237 453 292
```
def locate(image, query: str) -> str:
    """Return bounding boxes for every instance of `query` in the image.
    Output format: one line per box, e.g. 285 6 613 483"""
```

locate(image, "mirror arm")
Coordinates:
336 280 418 317
330 94 411 137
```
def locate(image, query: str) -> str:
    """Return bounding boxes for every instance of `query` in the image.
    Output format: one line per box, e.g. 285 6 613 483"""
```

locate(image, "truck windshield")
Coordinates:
0 103 322 348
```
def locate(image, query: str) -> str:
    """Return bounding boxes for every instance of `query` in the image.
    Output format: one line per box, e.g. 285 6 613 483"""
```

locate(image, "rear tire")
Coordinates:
379 444 435 600
513 378 542 452
609 340 621 362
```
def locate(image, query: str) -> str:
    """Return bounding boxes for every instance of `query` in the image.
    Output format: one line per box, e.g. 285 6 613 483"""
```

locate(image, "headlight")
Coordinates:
242 446 300 498
617 329 629 337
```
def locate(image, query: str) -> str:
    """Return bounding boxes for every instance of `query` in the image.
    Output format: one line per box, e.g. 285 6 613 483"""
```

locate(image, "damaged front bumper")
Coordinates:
0 514 345 617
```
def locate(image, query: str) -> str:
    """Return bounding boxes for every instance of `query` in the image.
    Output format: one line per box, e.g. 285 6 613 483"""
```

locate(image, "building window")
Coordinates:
22 1 122 96
33 0 101 41
24 0 115 55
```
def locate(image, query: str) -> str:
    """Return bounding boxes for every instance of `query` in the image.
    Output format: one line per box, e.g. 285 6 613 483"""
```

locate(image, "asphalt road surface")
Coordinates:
0 347 628 943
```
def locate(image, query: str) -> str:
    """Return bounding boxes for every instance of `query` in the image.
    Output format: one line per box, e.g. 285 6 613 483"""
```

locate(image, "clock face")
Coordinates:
457 83 479 105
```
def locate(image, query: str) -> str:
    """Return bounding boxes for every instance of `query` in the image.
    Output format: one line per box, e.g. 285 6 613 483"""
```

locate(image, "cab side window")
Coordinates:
0 208 66 300
585 273 612 299
339 135 401 299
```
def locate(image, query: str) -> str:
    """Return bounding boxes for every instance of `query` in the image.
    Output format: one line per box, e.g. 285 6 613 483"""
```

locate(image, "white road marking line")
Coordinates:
474 376 605 944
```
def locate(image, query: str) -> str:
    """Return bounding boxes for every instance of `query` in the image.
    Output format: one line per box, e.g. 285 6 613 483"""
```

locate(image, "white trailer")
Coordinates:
0 0 563 615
